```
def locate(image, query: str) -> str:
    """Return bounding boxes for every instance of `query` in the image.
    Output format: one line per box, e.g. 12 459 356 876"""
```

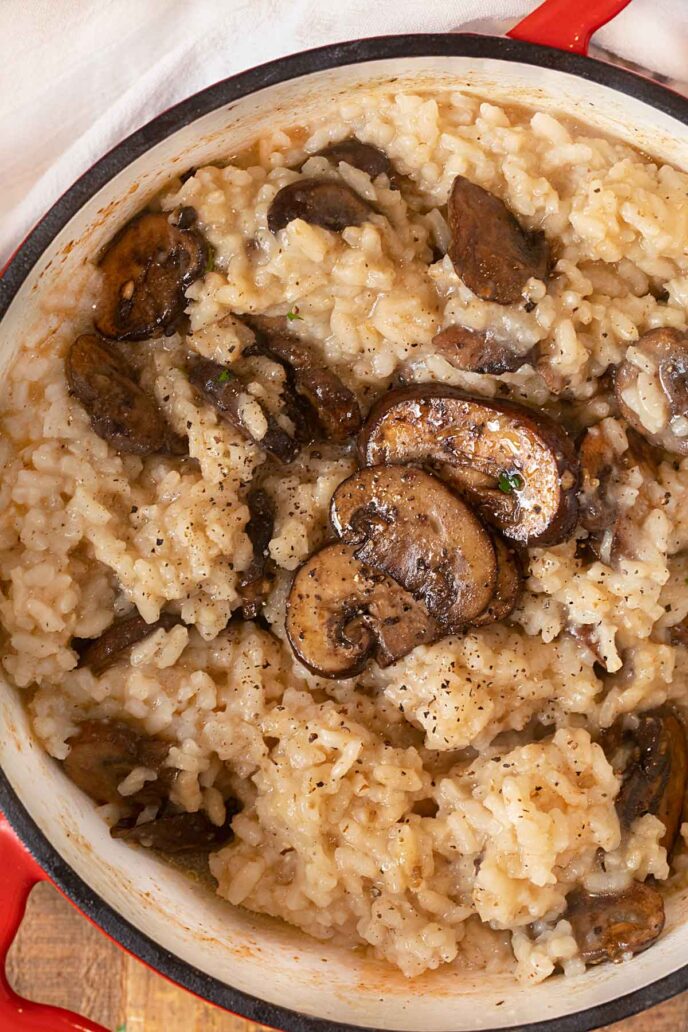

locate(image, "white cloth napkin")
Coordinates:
1 0 688 266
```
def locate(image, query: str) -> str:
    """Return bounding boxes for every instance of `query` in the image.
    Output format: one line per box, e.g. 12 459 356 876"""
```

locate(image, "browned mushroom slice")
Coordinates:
314 139 393 180
604 708 688 855
267 179 373 234
359 385 579 546
73 611 182 675
188 357 298 462
431 324 533 375
447 176 550 305
62 719 174 806
95 212 208 341
470 535 523 626
244 316 362 442
66 334 176 456
615 328 688 455
239 488 275 620
286 542 439 678
112 798 240 853
578 425 618 535
567 882 665 965
330 466 496 629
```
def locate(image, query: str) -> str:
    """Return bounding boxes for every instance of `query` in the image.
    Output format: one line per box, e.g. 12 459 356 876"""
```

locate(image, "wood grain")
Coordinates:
5 882 687 1032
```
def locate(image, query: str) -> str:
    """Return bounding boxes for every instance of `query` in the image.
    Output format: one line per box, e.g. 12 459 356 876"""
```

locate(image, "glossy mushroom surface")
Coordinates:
359 385 579 546
268 179 373 234
313 139 393 180
470 535 523 626
615 328 688 455
431 324 533 374
330 466 496 628
567 882 665 965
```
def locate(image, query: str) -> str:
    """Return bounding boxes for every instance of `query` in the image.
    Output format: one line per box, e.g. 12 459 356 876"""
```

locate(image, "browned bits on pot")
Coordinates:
239 488 275 620
95 211 208 341
62 719 174 806
615 328 688 455
330 465 497 629
431 324 534 375
447 175 550 305
603 707 688 856
244 316 362 442
112 799 241 853
73 611 182 675
285 541 439 679
567 882 665 965
188 356 298 463
267 179 373 234
66 334 178 456
314 139 393 180
359 384 579 546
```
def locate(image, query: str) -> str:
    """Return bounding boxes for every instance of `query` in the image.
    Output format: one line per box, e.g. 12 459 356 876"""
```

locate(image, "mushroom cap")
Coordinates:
74 611 182 675
63 720 173 807
267 178 373 234
95 212 207 341
567 882 665 965
431 324 533 375
239 488 275 620
359 384 579 546
469 535 523 626
314 139 393 180
112 801 240 853
330 465 496 628
615 328 688 455
285 541 439 678
447 175 550 305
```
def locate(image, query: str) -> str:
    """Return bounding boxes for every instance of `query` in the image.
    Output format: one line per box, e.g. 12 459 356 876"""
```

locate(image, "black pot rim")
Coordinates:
2 30 688 1032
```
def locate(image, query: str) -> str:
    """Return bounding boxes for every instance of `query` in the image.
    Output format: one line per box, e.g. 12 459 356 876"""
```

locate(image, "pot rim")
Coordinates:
2 31 688 1032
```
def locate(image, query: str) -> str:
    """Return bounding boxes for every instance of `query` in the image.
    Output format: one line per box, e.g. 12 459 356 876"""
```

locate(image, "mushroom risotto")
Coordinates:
5 88 688 984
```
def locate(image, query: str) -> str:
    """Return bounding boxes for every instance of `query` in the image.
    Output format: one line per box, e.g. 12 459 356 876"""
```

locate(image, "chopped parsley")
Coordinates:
286 306 303 322
115 1024 127 1032
205 243 216 274
217 369 232 383
498 470 524 494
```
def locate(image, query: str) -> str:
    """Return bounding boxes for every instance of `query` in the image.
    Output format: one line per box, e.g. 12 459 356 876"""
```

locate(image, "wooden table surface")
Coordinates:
7 882 688 1032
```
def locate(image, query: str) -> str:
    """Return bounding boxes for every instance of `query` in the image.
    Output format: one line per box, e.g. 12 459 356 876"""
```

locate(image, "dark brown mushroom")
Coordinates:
188 356 298 462
603 708 688 855
567 882 665 965
73 611 182 675
95 211 208 341
239 488 275 620
267 179 373 234
330 466 496 629
470 535 523 626
244 316 362 442
62 719 174 806
447 175 550 305
285 542 439 678
359 385 579 546
431 324 534 375
112 798 240 853
66 334 181 456
313 139 393 180
615 328 688 455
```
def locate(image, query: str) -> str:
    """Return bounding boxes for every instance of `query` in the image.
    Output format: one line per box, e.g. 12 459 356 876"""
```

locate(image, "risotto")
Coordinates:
4 87 688 985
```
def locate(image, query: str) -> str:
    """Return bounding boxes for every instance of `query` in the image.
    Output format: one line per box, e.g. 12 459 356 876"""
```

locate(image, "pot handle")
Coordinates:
507 0 632 55
0 815 109 1031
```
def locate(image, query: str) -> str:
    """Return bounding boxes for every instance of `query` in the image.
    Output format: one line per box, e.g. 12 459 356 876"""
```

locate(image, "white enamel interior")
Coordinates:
3 51 688 1031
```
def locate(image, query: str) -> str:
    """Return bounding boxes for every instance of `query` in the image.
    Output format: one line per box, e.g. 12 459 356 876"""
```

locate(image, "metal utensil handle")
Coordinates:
508 0 632 54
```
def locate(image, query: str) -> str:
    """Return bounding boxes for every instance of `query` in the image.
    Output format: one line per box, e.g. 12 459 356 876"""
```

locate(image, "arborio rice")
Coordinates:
4 87 688 983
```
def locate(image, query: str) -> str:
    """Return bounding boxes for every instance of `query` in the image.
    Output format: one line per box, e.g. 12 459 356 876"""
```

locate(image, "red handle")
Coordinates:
0 815 108 1031
508 0 632 56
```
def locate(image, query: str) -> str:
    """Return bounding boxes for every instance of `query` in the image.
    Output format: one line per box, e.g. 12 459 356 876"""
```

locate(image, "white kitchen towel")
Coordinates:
2 0 688 265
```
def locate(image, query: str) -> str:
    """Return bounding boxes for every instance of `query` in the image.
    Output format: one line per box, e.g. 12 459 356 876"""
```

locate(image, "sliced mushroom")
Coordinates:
239 488 275 620
66 334 180 456
470 535 523 626
615 328 688 455
62 719 174 806
578 425 617 535
603 708 688 855
244 316 362 442
447 176 550 305
267 179 373 234
330 466 496 628
359 385 579 546
73 611 182 675
567 882 665 965
112 799 240 853
431 324 534 375
313 139 393 180
285 542 439 678
188 356 298 462
95 211 208 341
